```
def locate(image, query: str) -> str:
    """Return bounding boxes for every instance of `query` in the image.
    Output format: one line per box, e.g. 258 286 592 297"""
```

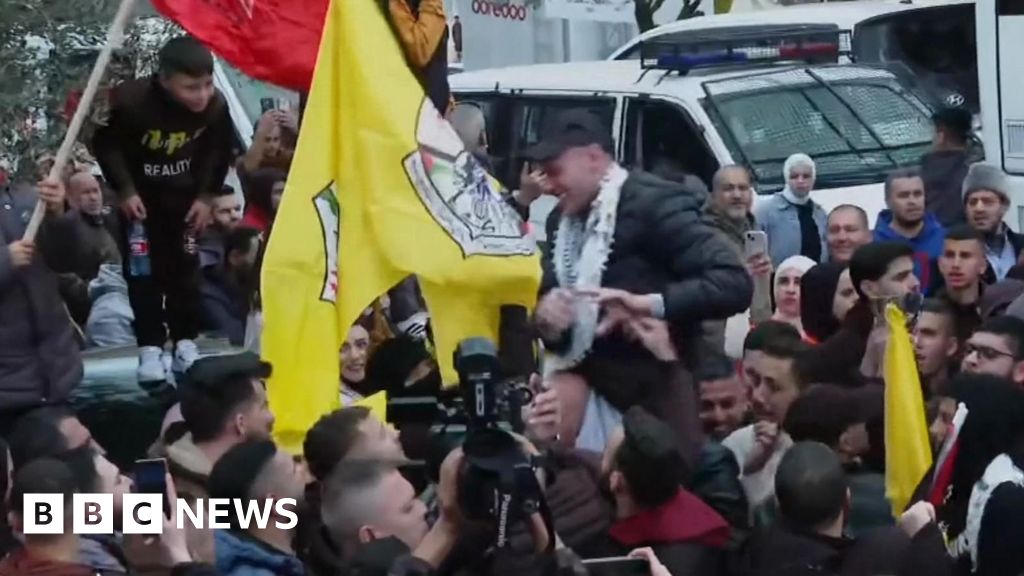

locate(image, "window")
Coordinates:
452 94 515 185
509 96 617 188
623 98 719 188
519 98 616 150
854 6 977 112
703 68 934 193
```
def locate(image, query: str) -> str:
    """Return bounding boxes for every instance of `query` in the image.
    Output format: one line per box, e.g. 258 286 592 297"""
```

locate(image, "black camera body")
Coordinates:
386 337 544 548
453 339 543 544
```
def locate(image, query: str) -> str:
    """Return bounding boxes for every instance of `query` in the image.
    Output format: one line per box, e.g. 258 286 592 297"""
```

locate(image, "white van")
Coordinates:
450 28 941 238
610 0 978 116
975 0 1024 231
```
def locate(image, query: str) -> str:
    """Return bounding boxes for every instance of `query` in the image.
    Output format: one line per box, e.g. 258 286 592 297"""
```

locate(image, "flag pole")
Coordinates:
22 0 138 242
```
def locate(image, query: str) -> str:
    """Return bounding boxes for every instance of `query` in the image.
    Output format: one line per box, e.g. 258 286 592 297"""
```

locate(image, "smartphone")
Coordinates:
580 557 650 576
260 97 276 114
744 230 768 259
133 458 171 518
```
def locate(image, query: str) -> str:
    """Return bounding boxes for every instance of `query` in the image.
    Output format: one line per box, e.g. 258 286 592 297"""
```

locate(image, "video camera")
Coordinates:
386 307 553 550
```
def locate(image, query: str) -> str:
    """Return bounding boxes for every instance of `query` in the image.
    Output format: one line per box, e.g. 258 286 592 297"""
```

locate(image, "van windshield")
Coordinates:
853 4 977 113
702 66 934 193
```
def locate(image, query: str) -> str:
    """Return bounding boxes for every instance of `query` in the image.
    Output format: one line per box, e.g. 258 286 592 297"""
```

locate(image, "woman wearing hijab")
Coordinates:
771 255 816 336
755 153 829 267
800 263 859 344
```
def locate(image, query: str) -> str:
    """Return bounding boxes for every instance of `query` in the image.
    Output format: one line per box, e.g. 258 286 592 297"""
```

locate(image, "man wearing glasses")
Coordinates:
961 315 1024 386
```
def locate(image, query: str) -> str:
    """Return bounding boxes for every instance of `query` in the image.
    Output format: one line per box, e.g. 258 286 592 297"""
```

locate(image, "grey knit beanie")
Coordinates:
963 162 1010 203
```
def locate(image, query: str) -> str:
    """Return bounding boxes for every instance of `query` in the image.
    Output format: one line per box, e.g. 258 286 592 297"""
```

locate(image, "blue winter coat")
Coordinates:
215 529 305 576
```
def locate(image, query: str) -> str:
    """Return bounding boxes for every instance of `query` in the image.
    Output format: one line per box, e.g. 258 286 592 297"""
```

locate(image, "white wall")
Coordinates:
449 0 717 71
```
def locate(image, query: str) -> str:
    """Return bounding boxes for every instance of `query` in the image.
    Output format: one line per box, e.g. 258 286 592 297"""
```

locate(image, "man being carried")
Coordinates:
529 110 752 447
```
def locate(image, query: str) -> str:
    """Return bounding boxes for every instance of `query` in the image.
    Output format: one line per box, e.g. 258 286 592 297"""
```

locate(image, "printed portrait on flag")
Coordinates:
402 98 533 258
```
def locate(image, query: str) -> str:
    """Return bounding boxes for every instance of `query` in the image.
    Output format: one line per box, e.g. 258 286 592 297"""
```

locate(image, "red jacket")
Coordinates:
0 548 98 576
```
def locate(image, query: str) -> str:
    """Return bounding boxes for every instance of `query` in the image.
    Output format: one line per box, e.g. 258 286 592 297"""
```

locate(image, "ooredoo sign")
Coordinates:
470 0 529 21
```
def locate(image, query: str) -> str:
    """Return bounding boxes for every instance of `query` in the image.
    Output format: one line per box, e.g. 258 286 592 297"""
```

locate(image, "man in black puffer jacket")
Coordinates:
528 110 753 452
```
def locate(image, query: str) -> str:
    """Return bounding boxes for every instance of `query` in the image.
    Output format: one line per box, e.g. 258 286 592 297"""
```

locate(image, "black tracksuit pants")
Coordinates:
121 204 201 348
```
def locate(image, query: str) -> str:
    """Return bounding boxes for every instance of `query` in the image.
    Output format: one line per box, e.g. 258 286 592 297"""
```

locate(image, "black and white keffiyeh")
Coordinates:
545 164 629 374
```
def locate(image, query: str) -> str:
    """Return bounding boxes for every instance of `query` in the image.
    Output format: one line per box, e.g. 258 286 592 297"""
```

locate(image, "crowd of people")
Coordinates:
3 14 1024 576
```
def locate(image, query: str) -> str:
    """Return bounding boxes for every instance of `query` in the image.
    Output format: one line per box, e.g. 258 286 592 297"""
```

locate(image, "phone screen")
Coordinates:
580 557 650 576
133 458 170 518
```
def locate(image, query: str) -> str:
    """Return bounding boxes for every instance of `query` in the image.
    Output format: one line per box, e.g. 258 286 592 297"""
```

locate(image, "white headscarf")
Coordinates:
782 153 817 205
774 255 817 292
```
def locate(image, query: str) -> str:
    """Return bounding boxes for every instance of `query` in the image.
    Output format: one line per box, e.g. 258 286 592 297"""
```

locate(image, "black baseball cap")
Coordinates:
182 352 272 390
621 406 684 475
932 106 972 137
522 109 613 163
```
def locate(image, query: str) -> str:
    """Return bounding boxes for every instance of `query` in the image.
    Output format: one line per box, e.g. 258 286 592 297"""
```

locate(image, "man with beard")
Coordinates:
697 352 752 442
724 336 808 512
200 226 260 346
874 168 946 295
960 315 1024 386
963 162 1024 282
199 185 243 270
702 165 773 346
208 439 307 575
530 110 751 446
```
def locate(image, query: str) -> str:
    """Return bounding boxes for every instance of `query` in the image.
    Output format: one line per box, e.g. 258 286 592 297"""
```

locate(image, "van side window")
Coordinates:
513 97 617 187
855 5 977 111
623 98 719 189
451 94 514 183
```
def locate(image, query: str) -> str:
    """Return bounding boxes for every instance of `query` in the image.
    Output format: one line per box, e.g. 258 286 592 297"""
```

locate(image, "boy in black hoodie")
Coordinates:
91 36 234 382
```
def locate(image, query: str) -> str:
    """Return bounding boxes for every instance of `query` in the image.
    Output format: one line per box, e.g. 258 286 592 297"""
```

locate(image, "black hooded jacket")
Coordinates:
920 149 969 228
800 262 846 344
540 170 753 361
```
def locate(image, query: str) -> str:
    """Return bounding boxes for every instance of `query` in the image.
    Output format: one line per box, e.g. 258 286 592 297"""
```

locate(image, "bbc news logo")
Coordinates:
23 495 298 535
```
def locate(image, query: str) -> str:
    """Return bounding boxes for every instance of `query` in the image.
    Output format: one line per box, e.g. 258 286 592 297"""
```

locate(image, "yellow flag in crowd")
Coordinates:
354 391 389 423
261 0 541 453
883 304 933 518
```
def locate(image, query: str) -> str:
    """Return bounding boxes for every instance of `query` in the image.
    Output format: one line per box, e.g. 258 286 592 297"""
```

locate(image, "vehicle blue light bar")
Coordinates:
639 27 851 75
656 51 750 71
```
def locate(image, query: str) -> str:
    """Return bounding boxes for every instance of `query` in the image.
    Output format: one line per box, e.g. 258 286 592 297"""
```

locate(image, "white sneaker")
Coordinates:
172 339 200 373
137 346 166 382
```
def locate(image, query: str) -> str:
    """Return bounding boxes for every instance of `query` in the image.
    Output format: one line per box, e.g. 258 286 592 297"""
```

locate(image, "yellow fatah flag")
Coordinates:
354 391 389 423
261 0 541 453
883 304 933 518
